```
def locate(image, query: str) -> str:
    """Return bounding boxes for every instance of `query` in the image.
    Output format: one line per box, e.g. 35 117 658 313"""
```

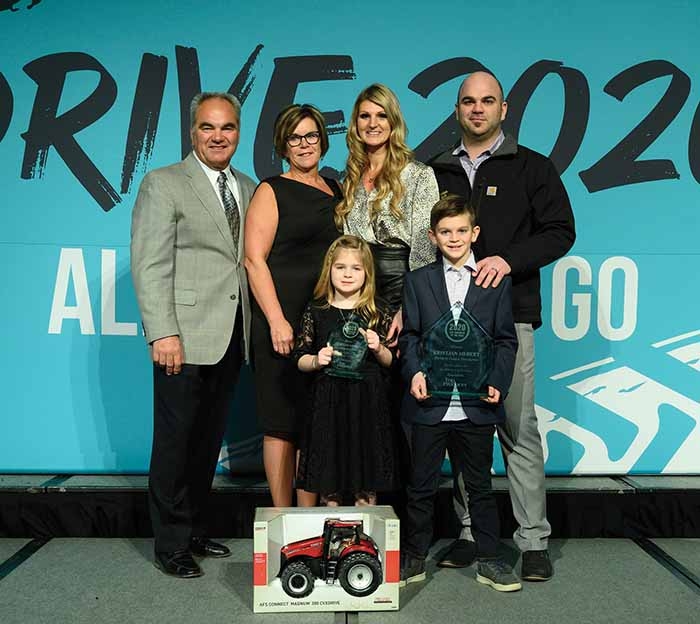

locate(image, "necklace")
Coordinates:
337 307 361 338
337 306 354 323
365 167 381 184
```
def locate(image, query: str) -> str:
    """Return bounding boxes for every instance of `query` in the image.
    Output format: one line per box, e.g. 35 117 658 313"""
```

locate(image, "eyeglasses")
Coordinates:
286 131 321 147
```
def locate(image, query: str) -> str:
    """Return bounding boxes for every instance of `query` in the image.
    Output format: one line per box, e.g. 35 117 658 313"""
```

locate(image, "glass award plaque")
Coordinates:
421 303 494 398
325 312 368 380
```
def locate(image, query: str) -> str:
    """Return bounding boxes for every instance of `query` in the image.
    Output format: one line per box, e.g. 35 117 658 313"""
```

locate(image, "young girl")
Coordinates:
294 235 397 505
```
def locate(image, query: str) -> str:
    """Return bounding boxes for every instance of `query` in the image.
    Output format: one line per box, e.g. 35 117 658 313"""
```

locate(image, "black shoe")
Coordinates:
190 537 231 558
436 539 477 568
399 553 426 587
154 550 203 578
521 550 553 581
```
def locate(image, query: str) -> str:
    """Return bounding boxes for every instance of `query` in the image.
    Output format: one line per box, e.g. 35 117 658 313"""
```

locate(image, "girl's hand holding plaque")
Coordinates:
325 313 368 380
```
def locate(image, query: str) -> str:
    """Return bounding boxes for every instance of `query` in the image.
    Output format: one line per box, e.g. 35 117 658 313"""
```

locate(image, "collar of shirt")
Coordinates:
192 152 240 208
441 249 478 422
442 251 477 277
452 131 505 161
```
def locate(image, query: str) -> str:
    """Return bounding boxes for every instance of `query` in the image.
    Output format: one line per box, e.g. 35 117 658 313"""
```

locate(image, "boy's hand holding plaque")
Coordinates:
421 302 494 398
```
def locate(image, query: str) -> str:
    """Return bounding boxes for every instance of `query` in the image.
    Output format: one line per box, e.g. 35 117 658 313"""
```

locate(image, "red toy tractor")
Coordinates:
278 518 383 598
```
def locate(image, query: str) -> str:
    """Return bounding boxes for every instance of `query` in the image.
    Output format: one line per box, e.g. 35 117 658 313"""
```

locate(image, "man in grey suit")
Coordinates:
131 92 256 578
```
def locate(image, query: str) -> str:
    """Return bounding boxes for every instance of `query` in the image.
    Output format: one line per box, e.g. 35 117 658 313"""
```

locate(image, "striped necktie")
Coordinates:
217 171 240 255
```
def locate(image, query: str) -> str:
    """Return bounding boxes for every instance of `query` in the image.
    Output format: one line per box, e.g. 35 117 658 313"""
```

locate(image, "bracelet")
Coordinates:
312 355 319 370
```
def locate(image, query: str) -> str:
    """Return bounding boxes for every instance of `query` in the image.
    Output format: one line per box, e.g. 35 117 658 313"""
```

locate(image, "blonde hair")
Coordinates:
335 84 413 230
313 235 379 329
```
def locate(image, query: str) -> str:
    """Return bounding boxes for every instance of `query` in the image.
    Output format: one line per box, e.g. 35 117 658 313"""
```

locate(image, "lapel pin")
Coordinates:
486 186 497 196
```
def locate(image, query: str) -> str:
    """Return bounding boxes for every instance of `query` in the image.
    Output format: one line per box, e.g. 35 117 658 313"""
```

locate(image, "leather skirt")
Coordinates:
369 244 410 312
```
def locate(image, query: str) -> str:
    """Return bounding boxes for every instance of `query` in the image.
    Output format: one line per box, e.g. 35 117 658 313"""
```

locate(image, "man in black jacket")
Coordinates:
429 71 575 581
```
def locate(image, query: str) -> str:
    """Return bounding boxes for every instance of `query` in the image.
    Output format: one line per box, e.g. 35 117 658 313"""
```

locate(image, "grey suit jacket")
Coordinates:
130 152 256 365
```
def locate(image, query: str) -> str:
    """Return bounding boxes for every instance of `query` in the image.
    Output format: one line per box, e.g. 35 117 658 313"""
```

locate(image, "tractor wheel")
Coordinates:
337 552 382 597
280 560 315 598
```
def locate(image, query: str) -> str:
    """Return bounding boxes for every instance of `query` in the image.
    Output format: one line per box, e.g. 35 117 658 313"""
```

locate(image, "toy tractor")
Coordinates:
278 518 383 598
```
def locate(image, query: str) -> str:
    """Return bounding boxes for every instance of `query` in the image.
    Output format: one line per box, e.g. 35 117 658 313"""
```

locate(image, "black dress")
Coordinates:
250 176 341 442
293 303 398 497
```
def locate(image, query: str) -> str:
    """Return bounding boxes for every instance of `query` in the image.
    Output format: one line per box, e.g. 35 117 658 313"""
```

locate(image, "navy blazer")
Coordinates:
399 260 518 426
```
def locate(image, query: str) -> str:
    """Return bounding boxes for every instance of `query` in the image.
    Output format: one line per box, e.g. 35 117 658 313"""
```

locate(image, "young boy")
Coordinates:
398 193 521 592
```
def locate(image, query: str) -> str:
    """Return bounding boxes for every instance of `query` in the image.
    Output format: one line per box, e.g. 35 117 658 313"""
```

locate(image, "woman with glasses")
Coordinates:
245 104 341 507
335 84 439 342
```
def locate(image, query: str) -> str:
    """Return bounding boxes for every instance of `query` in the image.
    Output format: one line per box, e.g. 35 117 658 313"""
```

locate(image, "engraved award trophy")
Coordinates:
421 302 494 397
325 311 368 380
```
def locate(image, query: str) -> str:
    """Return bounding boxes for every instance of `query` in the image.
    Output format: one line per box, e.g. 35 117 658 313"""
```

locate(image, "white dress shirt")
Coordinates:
442 252 478 422
192 152 242 214
453 131 505 188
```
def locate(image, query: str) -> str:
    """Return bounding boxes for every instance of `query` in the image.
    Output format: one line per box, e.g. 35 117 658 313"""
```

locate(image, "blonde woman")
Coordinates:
335 84 439 342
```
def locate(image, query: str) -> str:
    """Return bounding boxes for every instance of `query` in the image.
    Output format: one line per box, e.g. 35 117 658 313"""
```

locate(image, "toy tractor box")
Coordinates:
253 506 399 613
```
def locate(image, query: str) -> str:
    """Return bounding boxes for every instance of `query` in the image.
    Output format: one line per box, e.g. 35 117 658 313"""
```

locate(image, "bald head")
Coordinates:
455 71 508 148
456 71 505 105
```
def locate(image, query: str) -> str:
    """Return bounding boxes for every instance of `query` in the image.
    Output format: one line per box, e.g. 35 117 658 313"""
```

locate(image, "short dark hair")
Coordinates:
273 103 329 160
430 193 478 230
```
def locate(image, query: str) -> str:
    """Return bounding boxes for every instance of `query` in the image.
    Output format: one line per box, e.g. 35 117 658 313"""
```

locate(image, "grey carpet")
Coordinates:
1 538 698 624
651 538 700 576
0 538 30 563
365 539 699 624
0 538 334 624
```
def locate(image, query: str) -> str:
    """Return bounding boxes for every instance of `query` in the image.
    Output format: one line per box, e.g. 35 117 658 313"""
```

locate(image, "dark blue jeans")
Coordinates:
404 419 499 559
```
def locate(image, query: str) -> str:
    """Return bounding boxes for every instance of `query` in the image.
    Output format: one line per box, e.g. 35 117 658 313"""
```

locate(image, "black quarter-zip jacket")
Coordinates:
428 134 576 328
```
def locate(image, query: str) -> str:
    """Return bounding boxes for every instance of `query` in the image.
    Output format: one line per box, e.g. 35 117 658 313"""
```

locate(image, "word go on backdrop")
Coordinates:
1 0 699 475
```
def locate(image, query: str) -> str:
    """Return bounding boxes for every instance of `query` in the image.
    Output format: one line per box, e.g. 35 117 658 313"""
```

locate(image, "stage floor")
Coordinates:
1 537 699 623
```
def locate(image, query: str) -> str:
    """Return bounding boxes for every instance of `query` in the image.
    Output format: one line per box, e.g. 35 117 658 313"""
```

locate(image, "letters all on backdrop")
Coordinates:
2 0 699 475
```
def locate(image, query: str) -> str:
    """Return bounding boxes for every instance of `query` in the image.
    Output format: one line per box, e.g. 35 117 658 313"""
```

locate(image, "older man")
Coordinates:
131 92 256 578
429 71 575 581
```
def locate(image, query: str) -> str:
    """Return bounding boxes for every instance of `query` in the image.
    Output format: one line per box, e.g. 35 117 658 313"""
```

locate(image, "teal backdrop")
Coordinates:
1 0 699 474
